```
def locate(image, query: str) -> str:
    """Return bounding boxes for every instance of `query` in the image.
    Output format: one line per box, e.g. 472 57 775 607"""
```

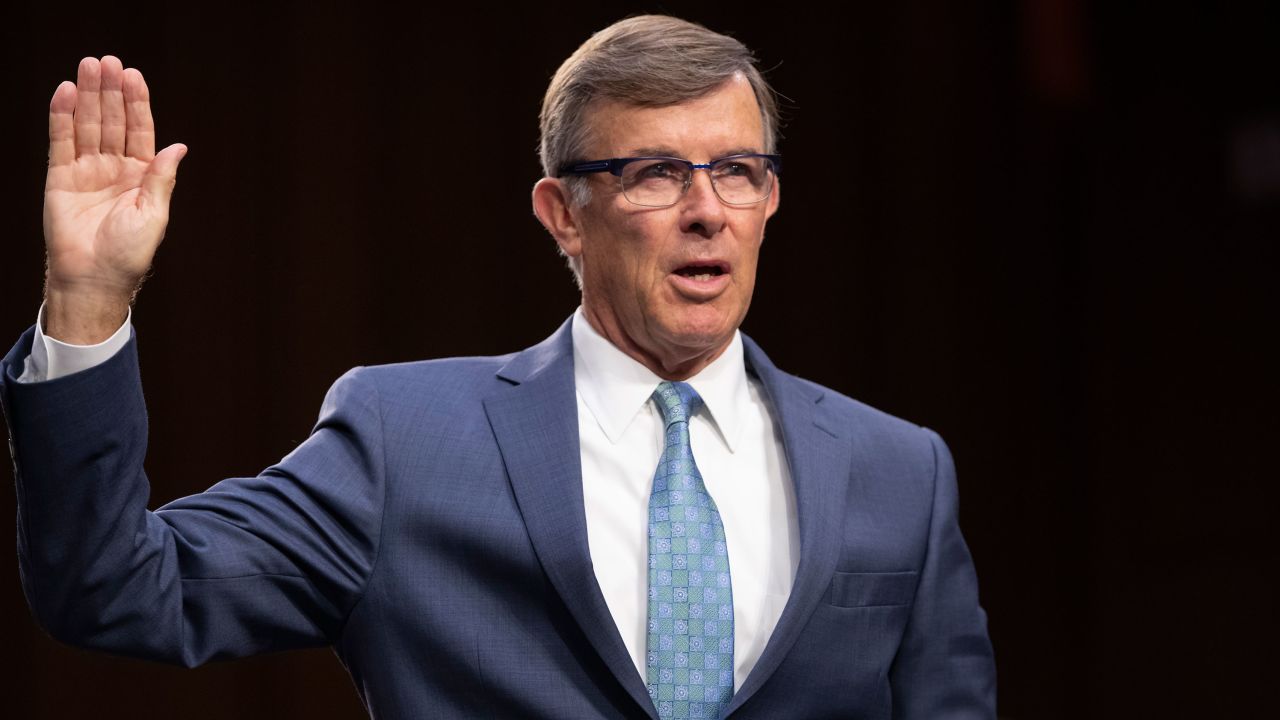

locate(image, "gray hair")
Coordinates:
538 15 781 285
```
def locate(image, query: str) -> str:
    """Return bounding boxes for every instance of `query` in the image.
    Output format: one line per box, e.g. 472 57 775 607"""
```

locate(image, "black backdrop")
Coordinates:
1 1 1275 718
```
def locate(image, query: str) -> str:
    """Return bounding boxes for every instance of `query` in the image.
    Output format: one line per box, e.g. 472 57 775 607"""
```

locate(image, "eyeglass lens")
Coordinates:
620 157 774 207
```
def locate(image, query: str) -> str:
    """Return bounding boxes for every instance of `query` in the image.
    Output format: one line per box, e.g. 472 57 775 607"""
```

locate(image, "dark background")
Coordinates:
2 1 1276 717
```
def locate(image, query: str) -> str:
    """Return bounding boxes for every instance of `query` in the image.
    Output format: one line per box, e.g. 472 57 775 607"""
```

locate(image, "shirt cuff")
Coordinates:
18 302 134 383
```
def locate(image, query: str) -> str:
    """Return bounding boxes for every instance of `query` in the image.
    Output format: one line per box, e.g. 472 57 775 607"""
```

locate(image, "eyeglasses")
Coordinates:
557 153 782 208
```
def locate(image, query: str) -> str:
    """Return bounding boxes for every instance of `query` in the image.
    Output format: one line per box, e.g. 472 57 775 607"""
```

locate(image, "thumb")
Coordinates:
140 143 188 210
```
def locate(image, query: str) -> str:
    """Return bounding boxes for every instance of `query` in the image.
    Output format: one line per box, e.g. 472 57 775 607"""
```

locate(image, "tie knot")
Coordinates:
652 381 703 427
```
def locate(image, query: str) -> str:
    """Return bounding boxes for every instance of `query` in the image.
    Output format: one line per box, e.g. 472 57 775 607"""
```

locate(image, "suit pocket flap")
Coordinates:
827 571 918 608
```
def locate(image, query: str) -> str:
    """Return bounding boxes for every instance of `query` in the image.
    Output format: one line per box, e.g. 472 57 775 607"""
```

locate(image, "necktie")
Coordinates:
646 381 734 719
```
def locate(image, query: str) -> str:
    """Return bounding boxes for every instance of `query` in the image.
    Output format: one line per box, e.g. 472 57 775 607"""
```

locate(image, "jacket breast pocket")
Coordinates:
825 571 918 608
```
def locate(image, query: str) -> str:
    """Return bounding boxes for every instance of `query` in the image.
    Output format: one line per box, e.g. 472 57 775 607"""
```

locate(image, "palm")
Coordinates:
42 56 186 296
46 154 155 282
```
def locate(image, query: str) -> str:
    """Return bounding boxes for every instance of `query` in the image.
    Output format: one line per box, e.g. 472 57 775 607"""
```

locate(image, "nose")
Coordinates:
678 168 727 238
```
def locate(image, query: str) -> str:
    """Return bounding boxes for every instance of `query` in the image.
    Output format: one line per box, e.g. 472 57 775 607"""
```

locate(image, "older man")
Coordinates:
0 15 995 720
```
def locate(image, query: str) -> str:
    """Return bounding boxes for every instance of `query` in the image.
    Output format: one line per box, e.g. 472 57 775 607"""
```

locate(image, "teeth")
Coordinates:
693 273 713 281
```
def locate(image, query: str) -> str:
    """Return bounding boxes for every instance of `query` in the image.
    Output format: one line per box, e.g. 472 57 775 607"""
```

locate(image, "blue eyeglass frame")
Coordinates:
556 153 783 179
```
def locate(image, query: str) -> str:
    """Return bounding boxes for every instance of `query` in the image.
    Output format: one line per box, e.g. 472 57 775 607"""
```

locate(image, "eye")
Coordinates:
635 161 683 181
712 158 764 185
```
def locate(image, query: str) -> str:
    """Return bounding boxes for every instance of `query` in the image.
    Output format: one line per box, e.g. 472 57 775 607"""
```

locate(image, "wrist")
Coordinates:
43 283 134 345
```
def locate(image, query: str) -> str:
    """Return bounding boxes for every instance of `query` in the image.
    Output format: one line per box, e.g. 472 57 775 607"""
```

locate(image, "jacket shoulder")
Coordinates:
792 373 934 436
773 371 946 474
320 352 518 422
356 352 516 388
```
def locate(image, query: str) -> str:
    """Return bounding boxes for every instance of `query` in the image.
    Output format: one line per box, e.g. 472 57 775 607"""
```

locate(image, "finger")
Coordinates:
74 57 102 156
122 67 155 161
139 143 188 212
99 56 126 155
48 81 78 167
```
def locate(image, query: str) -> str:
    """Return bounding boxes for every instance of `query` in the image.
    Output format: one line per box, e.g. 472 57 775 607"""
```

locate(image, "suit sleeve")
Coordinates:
0 326 386 667
889 429 997 718
18 302 133 383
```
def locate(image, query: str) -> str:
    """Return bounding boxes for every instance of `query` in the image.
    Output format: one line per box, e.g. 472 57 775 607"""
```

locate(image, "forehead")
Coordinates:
584 75 766 159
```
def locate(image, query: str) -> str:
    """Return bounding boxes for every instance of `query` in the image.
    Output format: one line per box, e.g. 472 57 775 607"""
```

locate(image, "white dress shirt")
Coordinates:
18 304 802 690
571 308 798 689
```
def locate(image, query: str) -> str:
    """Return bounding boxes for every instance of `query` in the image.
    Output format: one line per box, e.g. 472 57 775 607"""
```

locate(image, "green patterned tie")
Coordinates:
646 381 734 719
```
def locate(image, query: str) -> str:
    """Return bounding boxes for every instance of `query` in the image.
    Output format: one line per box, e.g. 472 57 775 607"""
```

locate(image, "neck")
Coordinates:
581 304 731 381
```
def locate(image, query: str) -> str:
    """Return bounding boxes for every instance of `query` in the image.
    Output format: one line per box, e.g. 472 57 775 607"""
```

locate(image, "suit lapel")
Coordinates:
482 322 849 718
724 335 853 716
483 318 659 719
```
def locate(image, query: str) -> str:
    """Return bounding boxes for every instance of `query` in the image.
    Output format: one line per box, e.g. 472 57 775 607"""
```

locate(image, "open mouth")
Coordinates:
673 262 729 282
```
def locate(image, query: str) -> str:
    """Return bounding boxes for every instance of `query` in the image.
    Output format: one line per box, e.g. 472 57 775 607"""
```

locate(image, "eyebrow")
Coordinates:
622 146 763 159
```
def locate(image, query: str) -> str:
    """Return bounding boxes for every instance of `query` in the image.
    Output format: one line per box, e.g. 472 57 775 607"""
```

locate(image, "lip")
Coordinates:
667 260 732 300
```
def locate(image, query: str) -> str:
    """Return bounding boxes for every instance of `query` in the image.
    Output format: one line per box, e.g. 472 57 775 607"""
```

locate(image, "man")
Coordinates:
1 15 995 720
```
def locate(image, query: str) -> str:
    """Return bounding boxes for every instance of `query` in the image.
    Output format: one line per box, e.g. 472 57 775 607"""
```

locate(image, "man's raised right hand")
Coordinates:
42 56 187 344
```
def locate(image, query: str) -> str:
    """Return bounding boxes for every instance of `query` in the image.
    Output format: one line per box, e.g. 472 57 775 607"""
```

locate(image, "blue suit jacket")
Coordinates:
0 316 995 719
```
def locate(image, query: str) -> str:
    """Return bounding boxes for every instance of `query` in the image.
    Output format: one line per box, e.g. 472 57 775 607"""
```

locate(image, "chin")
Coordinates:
657 309 740 352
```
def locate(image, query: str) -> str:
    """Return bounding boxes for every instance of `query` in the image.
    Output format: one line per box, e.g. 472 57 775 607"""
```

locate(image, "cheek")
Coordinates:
614 221 671 284
733 224 766 275
589 227 663 300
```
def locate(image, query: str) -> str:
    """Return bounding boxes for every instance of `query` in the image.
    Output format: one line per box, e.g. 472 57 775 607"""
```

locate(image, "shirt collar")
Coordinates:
571 307 749 452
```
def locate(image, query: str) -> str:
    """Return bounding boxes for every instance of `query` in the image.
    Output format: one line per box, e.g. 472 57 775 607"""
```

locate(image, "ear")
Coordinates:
532 177 584 261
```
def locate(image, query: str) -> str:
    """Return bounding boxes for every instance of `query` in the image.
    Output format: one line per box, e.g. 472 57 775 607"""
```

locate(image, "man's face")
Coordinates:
569 75 780 375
